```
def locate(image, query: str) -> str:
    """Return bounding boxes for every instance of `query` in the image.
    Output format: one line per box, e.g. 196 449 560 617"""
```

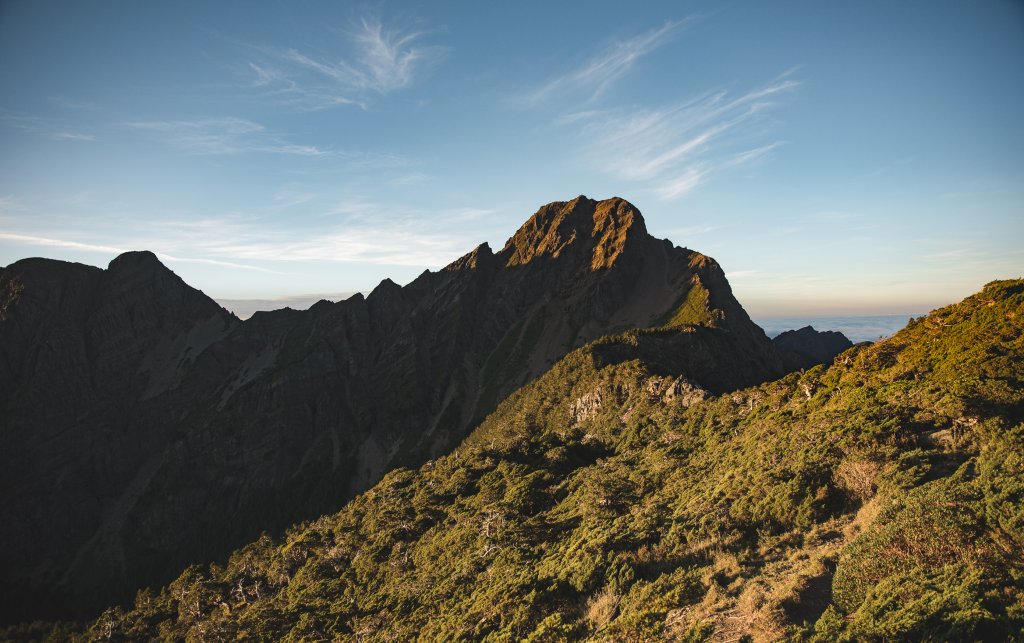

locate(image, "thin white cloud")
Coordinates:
124 118 332 156
522 19 690 106
725 269 759 279
1 113 96 141
554 110 601 126
389 172 432 186
340 151 411 170
3 189 497 276
117 200 498 268
722 142 783 168
352 18 443 92
249 62 284 87
271 187 316 208
655 166 706 199
157 253 286 273
657 223 720 241
0 231 285 273
207 227 464 266
568 75 799 200
921 247 983 260
209 207 493 267
250 17 448 110
0 232 126 255
48 131 97 141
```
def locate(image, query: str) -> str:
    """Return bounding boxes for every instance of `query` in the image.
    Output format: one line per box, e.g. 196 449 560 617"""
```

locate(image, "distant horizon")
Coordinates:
2 2 1021 314
207 291 925 344
1 226 1000 322
215 295 926 344
1 230 982 322
207 288 925 343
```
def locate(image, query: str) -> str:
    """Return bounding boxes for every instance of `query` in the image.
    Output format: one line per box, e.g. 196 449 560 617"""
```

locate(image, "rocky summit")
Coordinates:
0 196 794 622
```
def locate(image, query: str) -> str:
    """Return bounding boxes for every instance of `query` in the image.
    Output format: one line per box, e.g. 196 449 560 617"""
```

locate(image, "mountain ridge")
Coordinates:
0 196 795 623
12 279 1019 641
772 325 854 370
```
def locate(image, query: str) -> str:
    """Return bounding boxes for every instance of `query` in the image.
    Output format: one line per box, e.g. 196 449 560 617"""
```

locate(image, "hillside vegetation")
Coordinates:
9 280 1023 642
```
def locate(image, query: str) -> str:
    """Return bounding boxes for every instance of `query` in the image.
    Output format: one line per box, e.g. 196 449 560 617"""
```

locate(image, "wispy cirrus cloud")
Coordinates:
921 247 982 260
0 232 125 255
0 231 285 273
140 201 495 268
26 196 495 269
199 225 468 267
1 113 96 141
569 75 800 199
271 186 317 209
123 117 332 156
515 16 798 200
248 17 448 110
521 19 691 106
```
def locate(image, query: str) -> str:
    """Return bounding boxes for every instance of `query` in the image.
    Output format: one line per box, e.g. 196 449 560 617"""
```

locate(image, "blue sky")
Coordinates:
1 1 1021 317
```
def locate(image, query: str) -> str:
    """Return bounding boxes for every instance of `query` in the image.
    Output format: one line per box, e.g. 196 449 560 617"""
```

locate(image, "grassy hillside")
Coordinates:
8 280 1023 642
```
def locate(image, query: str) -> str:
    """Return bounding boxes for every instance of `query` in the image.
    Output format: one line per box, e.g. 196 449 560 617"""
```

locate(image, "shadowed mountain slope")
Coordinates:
13 281 1020 641
0 196 791 623
772 325 855 370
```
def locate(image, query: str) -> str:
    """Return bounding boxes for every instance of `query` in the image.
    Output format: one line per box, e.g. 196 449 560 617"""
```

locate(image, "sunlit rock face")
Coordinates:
0 196 790 622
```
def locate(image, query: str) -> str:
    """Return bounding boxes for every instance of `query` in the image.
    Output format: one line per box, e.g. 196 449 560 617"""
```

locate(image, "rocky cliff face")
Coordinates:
0 196 791 622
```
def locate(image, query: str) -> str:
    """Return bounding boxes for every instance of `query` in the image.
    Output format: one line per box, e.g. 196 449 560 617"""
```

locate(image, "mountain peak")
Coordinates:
772 325 854 369
501 196 648 270
107 250 165 273
368 277 402 301
443 242 494 273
